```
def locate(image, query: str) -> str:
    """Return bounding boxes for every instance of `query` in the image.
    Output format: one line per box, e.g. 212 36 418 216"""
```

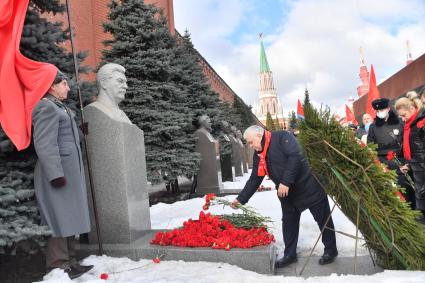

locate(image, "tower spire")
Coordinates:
259 33 270 73
254 33 285 129
357 46 369 97
406 40 413 65
359 46 365 66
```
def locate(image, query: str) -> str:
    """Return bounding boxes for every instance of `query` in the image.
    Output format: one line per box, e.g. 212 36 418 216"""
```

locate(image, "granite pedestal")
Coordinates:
84 105 151 244
194 128 223 194
245 145 254 169
230 136 243 177
220 134 234 182
78 230 276 274
238 139 248 173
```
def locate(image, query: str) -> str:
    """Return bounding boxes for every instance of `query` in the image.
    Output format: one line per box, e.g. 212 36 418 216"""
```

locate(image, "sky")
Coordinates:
173 0 425 116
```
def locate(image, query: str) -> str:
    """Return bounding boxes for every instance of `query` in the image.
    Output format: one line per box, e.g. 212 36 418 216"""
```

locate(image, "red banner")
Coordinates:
297 99 304 119
345 105 358 125
0 0 57 150
366 64 380 118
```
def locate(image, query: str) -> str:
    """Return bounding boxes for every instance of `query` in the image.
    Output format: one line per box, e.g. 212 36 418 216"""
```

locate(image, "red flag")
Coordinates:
0 0 57 150
297 99 304 119
366 64 380 118
345 105 358 125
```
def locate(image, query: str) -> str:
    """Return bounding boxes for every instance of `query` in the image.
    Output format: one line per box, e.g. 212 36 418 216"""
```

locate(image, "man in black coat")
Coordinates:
367 98 415 208
231 125 338 268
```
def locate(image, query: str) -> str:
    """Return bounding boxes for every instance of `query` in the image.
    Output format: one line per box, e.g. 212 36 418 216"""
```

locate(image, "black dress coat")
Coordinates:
407 108 425 210
237 131 326 211
367 109 404 169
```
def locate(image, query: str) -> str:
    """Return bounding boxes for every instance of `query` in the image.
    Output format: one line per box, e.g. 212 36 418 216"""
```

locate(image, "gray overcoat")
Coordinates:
32 94 90 237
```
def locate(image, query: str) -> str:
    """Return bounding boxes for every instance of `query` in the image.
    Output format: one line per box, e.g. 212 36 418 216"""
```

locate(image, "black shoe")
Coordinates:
72 263 94 273
319 251 338 265
275 255 298 268
64 266 86 280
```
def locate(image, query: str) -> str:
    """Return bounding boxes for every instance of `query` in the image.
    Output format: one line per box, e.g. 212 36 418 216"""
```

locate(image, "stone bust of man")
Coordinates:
197 115 215 142
198 115 212 132
220 120 231 141
230 125 239 139
91 63 132 124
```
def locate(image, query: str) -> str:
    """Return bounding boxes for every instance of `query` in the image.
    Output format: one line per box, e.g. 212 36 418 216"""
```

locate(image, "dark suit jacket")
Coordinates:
236 131 326 211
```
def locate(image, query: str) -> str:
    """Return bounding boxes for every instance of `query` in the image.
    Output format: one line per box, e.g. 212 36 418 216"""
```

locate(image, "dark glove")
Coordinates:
79 122 89 135
51 177 66 188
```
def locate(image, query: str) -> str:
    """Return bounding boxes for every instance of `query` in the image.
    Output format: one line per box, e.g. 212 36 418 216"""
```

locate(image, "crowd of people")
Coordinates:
352 90 425 222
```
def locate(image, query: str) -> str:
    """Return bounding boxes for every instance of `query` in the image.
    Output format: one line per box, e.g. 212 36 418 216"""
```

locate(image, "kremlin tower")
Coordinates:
356 47 370 98
253 34 285 128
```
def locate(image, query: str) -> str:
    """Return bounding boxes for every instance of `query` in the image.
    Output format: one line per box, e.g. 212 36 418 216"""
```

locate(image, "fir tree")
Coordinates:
274 115 282 130
289 111 297 129
265 112 275 131
232 97 255 131
102 0 200 186
173 30 222 122
303 88 311 108
0 0 92 254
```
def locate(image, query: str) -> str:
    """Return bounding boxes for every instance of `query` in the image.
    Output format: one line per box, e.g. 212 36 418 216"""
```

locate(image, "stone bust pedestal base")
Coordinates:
194 128 223 194
84 105 151 244
230 136 243 177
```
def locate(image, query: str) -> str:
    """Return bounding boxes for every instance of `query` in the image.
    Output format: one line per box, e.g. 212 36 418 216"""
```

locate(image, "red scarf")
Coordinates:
403 110 419 160
257 130 271 176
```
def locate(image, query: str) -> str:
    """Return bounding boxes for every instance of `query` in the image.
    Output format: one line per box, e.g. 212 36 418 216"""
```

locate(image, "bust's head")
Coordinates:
230 126 238 136
97 63 127 105
198 115 212 132
236 129 243 140
221 120 231 134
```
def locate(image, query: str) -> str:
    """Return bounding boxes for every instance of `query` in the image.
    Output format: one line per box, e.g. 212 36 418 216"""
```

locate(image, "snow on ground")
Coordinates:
222 169 275 190
152 171 369 258
39 255 425 283
37 170 425 282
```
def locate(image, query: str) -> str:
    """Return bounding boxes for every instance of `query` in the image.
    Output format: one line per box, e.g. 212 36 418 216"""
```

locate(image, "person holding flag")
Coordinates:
32 70 93 279
1 0 93 279
231 125 338 268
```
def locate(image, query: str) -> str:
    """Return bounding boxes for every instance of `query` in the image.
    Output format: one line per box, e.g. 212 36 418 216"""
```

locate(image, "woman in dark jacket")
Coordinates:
367 98 415 208
395 91 425 221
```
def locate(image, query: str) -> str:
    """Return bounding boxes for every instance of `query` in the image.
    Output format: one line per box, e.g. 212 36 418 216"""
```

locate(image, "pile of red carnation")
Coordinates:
150 211 274 250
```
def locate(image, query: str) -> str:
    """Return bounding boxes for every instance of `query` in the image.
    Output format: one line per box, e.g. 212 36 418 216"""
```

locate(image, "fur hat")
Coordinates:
371 98 390 110
52 70 68 85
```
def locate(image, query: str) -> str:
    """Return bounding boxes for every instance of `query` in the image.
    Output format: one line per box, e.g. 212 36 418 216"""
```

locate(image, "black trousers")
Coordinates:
412 170 425 212
279 197 337 257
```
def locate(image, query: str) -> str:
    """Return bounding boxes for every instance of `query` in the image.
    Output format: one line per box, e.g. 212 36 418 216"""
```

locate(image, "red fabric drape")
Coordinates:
0 0 57 150
366 64 380 118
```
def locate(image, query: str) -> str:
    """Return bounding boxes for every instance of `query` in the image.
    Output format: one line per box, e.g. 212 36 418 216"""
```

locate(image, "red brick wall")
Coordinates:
353 52 425 121
45 0 236 105
145 0 175 35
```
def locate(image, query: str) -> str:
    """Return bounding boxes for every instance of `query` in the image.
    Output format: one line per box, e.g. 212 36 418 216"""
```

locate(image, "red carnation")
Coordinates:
205 193 216 203
394 191 406 202
153 257 161 263
386 150 396 161
417 119 425 129
100 273 109 280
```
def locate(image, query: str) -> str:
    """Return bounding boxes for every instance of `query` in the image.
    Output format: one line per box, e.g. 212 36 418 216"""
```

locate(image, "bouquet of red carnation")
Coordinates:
150 194 274 250
386 150 415 190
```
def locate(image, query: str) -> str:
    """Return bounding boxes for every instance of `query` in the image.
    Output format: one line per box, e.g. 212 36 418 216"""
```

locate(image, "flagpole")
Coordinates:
65 0 104 254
